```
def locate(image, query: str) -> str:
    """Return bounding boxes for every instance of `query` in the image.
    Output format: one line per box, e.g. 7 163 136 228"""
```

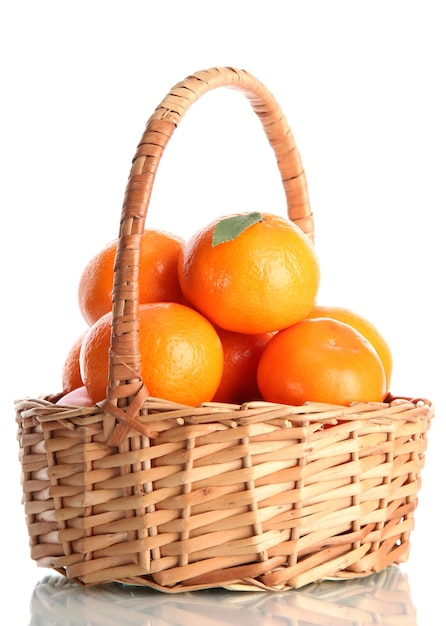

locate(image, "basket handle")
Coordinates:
104 67 314 446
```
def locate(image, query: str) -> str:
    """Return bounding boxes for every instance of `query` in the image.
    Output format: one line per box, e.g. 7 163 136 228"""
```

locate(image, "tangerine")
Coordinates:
80 302 224 406
178 212 320 334
212 328 274 404
61 331 87 394
78 229 186 326
257 317 387 406
305 304 393 393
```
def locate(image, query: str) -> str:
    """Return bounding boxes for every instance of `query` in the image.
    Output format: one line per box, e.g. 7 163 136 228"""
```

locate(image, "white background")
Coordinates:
1 1 444 623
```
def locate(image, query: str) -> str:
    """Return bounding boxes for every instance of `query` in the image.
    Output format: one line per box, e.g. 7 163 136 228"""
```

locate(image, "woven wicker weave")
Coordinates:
16 67 433 592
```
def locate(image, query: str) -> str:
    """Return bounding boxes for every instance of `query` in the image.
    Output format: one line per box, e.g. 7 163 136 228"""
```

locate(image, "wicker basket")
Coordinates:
16 66 434 592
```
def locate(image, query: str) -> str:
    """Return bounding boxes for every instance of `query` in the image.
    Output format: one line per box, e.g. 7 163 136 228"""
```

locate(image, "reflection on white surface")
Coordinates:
29 566 416 626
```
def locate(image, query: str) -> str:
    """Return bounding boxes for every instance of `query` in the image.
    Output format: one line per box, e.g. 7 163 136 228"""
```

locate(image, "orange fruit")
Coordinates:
257 317 387 406
56 385 95 406
80 302 224 406
61 331 87 394
305 304 393 393
212 328 274 404
78 229 186 326
178 212 320 334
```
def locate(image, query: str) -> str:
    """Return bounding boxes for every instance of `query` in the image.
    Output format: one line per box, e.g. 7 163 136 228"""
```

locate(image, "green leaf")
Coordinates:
212 212 263 247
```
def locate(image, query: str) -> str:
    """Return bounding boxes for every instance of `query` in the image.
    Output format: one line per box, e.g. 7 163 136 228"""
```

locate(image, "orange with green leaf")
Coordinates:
178 212 321 334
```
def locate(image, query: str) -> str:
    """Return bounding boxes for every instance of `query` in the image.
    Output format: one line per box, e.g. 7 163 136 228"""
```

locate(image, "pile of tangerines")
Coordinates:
57 211 392 410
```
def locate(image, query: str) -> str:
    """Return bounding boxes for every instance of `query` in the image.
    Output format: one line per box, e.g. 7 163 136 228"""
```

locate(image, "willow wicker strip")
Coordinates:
16 66 434 592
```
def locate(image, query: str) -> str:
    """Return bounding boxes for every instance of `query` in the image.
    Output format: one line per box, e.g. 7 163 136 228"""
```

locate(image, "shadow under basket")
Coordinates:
15 66 434 592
